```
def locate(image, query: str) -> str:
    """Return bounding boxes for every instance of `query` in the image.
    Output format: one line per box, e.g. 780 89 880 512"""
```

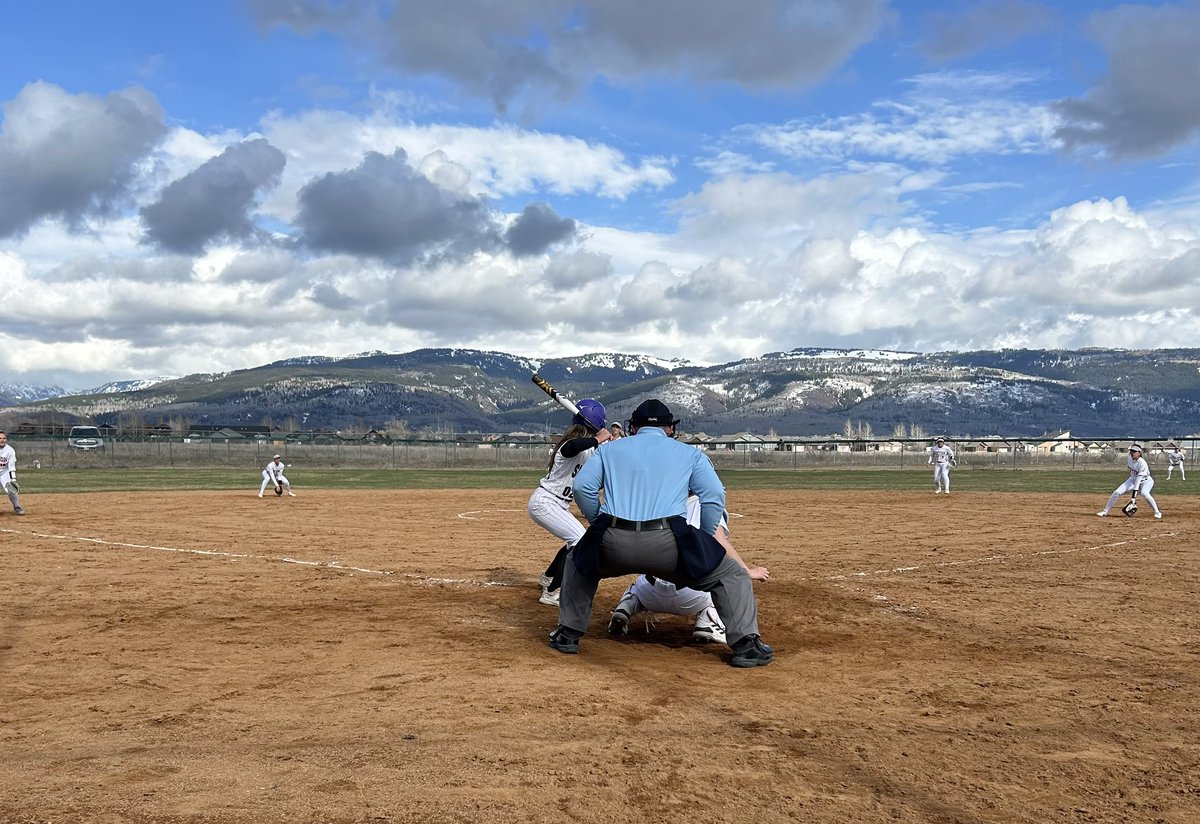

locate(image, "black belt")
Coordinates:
609 517 672 532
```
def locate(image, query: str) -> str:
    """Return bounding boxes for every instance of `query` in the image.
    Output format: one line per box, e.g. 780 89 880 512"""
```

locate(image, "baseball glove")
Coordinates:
3 480 17 494
274 483 284 496
1121 498 1138 517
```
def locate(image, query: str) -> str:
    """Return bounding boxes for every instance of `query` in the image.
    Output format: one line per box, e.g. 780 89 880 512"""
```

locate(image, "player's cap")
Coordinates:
1128 444 1143 453
936 437 945 443
273 454 281 459
630 398 680 428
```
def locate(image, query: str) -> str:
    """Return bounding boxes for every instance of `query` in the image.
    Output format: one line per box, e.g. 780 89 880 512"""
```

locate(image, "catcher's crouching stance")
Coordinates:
1097 444 1162 520
551 399 773 668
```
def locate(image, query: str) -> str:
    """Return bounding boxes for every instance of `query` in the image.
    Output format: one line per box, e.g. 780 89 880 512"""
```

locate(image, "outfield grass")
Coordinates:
15 467 1197 495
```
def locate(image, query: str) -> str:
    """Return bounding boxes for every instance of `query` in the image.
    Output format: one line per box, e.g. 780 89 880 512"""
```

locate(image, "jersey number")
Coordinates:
561 463 584 500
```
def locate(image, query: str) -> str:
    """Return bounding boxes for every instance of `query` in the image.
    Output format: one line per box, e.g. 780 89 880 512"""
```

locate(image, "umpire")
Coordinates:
549 399 773 667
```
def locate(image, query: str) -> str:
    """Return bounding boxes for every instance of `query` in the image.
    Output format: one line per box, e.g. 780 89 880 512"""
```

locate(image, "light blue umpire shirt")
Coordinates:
573 426 726 536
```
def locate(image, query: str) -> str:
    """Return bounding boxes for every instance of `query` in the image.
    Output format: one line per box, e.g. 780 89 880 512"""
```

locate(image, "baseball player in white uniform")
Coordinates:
1098 444 1162 519
0 431 27 515
528 399 610 606
258 455 295 497
1166 445 1186 480
928 437 955 494
607 495 769 644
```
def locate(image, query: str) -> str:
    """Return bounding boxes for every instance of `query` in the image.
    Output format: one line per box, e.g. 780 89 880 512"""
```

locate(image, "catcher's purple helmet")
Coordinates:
573 398 606 432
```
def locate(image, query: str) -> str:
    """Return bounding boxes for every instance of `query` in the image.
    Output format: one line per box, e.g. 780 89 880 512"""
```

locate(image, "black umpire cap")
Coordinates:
630 398 680 427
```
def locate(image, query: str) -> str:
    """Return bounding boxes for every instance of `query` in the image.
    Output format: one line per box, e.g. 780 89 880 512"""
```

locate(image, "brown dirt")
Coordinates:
1 488 1197 824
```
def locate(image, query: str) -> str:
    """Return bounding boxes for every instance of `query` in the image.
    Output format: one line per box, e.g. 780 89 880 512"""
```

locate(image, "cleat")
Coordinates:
1154 512 1163 519
548 626 581 654
692 606 727 644
607 607 630 636
607 586 640 635
258 493 264 498
537 573 552 589
730 635 774 668
1096 511 1108 517
538 588 560 607
934 489 941 494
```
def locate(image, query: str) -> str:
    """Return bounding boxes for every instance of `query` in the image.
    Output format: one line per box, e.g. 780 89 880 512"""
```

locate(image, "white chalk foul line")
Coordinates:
457 508 527 520
0 527 517 590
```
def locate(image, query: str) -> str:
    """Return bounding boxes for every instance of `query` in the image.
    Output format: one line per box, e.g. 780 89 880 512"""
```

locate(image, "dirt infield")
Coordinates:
2 488 1197 824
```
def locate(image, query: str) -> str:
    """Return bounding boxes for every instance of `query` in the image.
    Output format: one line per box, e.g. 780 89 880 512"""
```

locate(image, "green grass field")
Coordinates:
16 466 1197 495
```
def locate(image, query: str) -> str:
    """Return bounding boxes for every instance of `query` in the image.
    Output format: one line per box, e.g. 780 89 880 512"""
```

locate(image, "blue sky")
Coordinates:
3 0 1200 388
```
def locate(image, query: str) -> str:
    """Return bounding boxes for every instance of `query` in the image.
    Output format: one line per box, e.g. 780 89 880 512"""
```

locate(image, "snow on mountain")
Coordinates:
0 383 72 404
89 377 178 394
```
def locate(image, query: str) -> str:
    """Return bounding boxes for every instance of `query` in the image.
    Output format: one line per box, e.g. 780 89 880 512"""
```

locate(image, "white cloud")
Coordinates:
257 107 675 222
751 70 1060 165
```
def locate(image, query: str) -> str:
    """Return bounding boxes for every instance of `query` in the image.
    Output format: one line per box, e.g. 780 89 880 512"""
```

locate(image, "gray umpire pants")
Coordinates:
558 527 760 646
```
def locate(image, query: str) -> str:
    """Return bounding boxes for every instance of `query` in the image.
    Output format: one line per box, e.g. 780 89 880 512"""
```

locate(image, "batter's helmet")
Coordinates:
573 398 606 433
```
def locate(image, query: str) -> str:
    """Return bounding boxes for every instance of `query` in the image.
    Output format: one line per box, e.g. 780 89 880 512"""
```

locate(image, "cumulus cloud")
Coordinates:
0 82 165 239
505 202 576 256
310 283 358 310
1053 2 1200 159
295 149 582 262
257 109 675 225
248 0 891 112
543 250 613 290
919 0 1057 61
296 148 502 262
140 138 287 253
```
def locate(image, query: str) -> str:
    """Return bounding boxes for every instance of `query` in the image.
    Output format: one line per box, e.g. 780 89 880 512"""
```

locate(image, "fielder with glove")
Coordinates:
928 437 955 495
259 455 296 498
1098 444 1162 519
0 430 27 515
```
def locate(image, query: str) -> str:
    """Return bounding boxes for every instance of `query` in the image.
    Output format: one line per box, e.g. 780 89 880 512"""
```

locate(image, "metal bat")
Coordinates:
531 373 580 416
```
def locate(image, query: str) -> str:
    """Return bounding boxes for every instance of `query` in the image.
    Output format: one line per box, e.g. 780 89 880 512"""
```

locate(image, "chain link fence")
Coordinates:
7 436 1196 472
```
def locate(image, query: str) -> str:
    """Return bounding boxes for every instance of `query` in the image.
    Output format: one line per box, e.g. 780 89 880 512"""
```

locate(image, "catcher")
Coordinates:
0 430 27 515
1097 444 1162 520
258 455 296 498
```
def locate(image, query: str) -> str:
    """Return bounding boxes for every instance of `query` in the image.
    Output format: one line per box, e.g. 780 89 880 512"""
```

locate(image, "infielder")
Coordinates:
0 431 27 515
1098 444 1162 519
528 399 610 607
1166 444 1186 480
258 455 296 497
608 495 769 645
928 437 955 494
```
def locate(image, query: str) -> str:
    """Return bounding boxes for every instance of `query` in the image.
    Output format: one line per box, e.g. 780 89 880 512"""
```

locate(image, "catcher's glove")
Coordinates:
1121 498 1138 517
3 480 17 494
274 483 284 496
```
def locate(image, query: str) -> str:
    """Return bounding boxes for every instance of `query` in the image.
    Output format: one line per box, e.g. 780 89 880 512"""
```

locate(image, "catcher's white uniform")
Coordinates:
259 458 295 497
608 496 727 644
1166 448 1186 480
1099 453 1161 517
928 443 955 493
0 438 26 514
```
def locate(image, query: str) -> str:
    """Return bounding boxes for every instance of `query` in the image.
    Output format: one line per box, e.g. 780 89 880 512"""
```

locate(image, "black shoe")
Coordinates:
607 607 631 636
730 635 774 668
548 626 582 654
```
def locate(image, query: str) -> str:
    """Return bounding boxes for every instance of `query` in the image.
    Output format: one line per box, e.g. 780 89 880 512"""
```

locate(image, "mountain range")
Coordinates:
2 347 1199 438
